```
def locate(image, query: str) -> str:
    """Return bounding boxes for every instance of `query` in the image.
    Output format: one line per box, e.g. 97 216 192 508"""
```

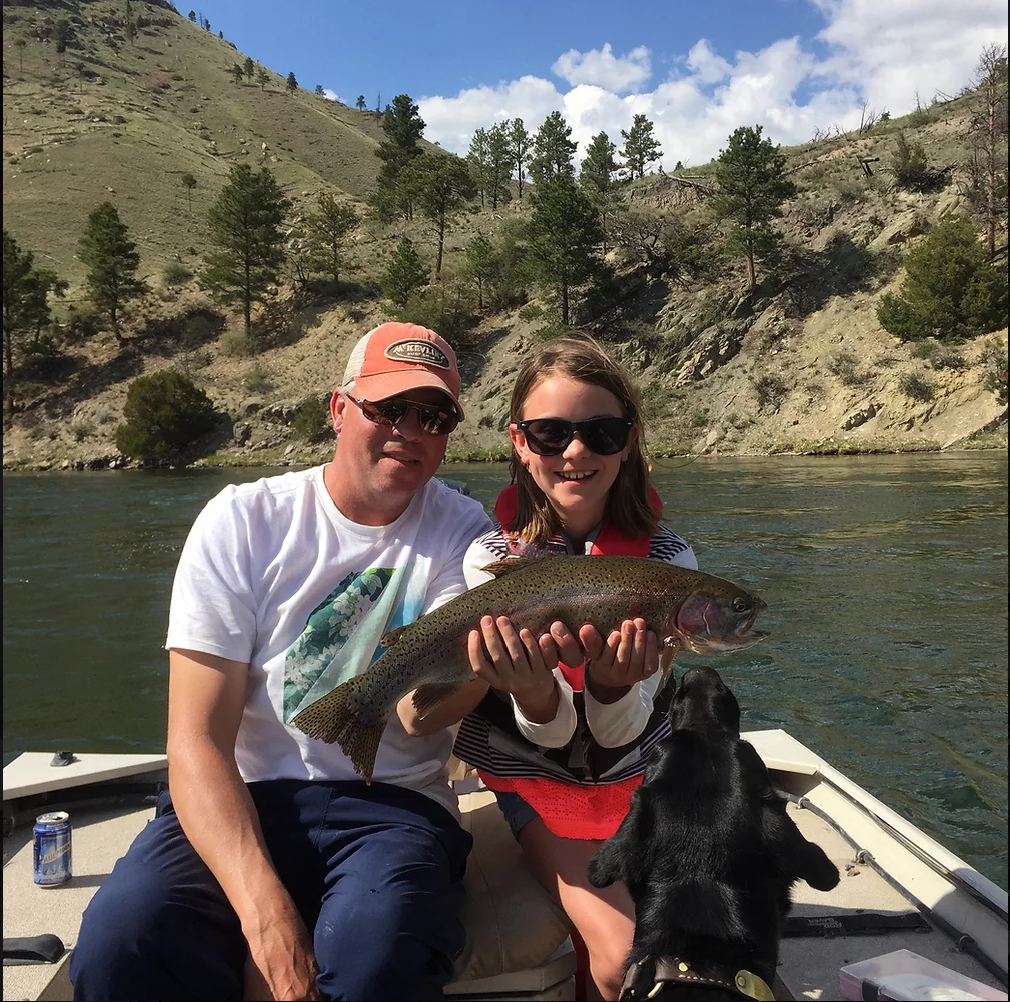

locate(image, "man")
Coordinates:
71 323 494 1001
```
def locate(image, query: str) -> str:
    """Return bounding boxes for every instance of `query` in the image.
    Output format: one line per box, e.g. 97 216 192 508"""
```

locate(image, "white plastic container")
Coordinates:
839 949 1008 1002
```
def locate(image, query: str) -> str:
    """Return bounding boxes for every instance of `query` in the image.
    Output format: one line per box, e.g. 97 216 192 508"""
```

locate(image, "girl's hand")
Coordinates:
468 616 561 723
579 618 659 703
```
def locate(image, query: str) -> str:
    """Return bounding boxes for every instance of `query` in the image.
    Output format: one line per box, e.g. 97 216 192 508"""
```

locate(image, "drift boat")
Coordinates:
3 730 1007 1002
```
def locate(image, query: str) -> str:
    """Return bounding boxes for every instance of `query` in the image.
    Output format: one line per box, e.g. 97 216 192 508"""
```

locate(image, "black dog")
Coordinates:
588 667 839 1001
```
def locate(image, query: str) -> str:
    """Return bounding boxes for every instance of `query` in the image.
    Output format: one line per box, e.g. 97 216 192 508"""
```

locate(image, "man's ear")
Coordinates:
330 389 346 435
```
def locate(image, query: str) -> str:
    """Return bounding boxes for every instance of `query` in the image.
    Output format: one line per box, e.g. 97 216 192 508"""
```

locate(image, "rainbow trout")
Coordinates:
291 555 768 782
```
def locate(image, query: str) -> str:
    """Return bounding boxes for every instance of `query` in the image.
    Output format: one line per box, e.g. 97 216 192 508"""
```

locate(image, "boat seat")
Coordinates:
447 786 577 998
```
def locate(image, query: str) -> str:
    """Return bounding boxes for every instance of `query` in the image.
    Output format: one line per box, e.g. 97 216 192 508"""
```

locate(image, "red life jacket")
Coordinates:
479 483 663 840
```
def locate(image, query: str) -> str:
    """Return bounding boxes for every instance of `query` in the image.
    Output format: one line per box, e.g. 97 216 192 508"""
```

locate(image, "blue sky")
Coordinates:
194 0 1008 167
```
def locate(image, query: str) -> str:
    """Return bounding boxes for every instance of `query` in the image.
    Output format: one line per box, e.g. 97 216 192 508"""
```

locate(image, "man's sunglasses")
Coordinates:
516 417 634 456
344 394 460 436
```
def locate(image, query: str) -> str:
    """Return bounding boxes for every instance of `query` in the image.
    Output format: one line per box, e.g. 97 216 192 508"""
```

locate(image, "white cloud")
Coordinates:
322 88 339 102
417 5 1008 171
552 44 652 93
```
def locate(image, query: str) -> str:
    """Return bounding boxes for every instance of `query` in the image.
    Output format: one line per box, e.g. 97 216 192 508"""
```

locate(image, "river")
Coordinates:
2 453 1007 888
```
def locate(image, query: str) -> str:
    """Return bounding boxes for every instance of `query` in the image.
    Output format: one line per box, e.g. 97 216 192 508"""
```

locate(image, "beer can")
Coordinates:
33 811 72 887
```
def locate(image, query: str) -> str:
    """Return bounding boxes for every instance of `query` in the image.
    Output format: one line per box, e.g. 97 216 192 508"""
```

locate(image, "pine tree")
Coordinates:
467 128 490 209
180 172 198 216
529 112 577 185
462 233 497 311
54 18 71 64
527 175 602 324
314 84 325 96
243 56 254 83
381 237 428 305
371 94 426 222
400 153 477 277
711 125 796 293
877 215 1008 342
620 114 662 180
201 164 291 338
304 193 358 285
487 122 513 210
285 71 297 96
580 131 619 194
231 63 243 85
969 43 1009 259
509 118 532 201
3 231 67 385
257 66 269 90
580 131 622 254
78 202 144 339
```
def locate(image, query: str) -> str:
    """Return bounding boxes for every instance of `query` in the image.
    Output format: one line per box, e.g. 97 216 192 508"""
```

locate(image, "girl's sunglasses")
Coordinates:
345 394 460 436
516 416 634 456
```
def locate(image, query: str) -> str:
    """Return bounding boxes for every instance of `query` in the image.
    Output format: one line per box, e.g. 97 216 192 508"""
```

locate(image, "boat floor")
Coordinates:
3 790 1004 1001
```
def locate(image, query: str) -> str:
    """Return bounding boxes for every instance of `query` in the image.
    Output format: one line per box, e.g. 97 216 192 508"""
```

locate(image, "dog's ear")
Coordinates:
588 786 655 890
735 741 840 891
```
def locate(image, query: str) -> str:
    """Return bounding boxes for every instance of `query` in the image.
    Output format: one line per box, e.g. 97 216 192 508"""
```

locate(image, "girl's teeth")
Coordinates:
560 471 592 481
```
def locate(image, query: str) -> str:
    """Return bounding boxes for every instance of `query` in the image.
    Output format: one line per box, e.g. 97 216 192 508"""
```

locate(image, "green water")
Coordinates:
3 454 1007 888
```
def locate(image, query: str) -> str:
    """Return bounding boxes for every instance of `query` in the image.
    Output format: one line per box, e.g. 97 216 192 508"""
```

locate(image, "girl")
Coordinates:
453 335 697 1000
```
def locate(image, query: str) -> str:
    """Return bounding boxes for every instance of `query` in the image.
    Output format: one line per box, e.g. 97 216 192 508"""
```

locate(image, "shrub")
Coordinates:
980 340 1008 403
116 369 218 463
220 327 255 357
910 339 939 360
752 374 789 410
826 351 868 386
877 216 1008 343
933 349 967 371
381 237 428 306
898 372 935 402
395 280 478 356
890 132 928 189
162 260 193 287
242 363 273 394
290 395 331 443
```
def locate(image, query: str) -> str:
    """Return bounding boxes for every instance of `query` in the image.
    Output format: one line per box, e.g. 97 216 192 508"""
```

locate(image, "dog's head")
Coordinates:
670 665 741 737
589 667 839 997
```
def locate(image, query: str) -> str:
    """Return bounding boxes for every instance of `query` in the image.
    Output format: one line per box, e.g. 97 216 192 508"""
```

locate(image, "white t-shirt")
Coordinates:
166 466 491 817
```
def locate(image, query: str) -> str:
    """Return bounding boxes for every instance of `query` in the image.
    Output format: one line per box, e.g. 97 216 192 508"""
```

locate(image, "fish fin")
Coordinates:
480 555 553 578
290 682 383 783
411 682 468 718
379 625 408 648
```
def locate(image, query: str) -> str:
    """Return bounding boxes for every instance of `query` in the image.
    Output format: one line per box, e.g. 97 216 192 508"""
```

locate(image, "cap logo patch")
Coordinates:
385 339 451 370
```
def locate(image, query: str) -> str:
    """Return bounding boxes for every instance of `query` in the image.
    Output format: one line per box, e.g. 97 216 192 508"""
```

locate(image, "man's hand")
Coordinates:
468 616 561 723
242 913 322 1001
577 618 659 704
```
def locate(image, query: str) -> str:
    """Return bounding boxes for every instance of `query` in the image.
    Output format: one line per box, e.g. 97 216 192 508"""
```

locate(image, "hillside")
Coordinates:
2 0 1007 471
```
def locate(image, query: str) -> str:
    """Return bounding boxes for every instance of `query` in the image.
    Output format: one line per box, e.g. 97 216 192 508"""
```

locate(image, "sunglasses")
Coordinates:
344 394 460 436
516 416 634 456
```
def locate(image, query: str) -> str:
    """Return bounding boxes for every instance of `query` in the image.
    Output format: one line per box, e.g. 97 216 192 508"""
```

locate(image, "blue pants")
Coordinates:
70 780 472 1001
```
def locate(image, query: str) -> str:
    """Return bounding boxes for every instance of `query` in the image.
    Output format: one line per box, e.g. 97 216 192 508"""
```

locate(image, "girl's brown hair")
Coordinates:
507 334 658 545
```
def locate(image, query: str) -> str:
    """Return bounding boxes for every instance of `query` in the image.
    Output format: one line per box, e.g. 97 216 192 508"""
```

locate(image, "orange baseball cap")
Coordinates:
340 323 464 418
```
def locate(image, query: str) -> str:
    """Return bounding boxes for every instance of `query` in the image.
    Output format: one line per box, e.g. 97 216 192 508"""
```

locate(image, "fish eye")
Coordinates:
732 597 750 612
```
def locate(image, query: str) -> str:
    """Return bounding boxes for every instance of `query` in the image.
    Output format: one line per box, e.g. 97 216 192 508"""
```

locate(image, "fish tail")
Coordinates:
290 681 384 783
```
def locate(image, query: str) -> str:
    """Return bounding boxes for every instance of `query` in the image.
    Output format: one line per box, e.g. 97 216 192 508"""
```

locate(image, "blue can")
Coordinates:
33 811 72 887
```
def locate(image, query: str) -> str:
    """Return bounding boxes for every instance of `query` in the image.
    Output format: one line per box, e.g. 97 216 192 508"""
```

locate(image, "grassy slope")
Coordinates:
3 0 388 285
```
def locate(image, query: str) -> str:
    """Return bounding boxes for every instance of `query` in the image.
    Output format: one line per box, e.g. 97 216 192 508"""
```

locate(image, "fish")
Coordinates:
291 555 769 782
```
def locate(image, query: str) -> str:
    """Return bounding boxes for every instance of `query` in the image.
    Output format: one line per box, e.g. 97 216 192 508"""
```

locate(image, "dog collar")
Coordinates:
621 958 776 1001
